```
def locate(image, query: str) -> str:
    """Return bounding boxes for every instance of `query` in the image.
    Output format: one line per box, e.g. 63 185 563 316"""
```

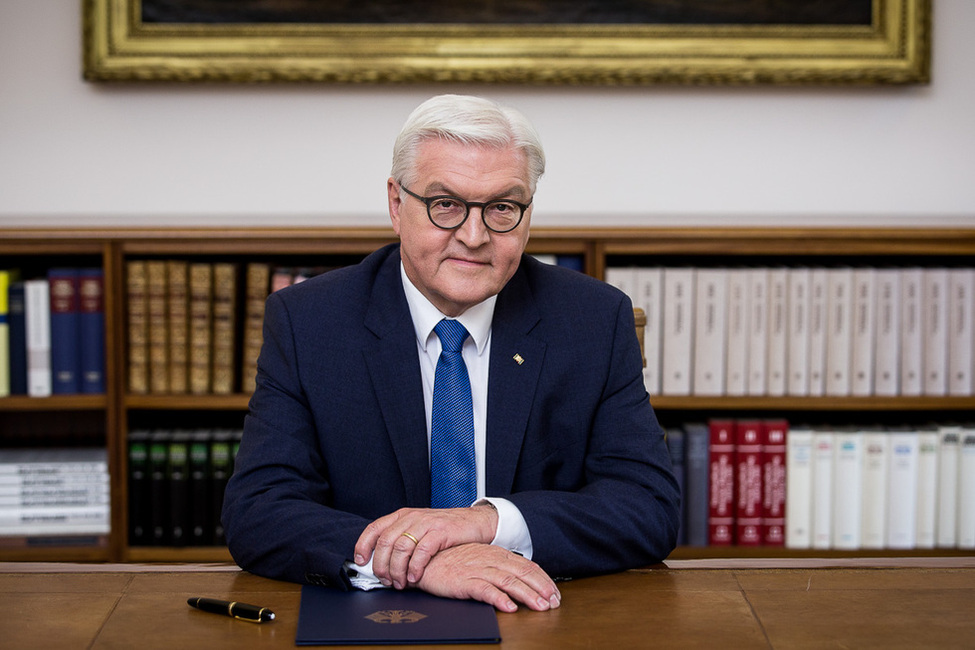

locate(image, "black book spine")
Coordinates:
148 431 171 545
8 281 28 395
188 431 212 546
127 431 151 546
167 432 191 547
209 431 232 546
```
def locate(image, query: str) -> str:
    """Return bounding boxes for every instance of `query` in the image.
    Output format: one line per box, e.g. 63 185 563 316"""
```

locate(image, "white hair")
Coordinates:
390 94 546 193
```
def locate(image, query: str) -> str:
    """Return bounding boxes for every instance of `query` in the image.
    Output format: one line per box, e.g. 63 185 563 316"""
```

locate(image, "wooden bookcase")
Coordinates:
2 226 974 563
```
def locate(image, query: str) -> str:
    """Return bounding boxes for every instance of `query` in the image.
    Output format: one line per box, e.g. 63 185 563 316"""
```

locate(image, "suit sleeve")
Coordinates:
506 297 681 578
221 290 365 588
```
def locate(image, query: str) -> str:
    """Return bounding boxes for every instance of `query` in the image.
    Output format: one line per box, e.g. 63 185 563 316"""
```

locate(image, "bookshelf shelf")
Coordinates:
596 227 975 257
124 394 251 410
649 395 975 412
116 394 975 413
2 226 973 563
666 546 975 560
0 395 108 412
125 546 233 563
0 545 111 563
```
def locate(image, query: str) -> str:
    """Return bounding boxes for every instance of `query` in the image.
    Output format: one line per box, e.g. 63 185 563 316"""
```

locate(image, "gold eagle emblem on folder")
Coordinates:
365 609 428 624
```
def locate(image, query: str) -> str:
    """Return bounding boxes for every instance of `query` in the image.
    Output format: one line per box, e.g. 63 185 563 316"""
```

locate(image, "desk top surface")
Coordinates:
2 559 973 649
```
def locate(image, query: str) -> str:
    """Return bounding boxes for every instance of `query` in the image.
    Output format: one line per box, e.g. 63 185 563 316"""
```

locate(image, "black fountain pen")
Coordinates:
188 596 276 623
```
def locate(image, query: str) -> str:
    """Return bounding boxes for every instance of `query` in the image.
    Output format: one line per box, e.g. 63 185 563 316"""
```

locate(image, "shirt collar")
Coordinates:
400 261 496 355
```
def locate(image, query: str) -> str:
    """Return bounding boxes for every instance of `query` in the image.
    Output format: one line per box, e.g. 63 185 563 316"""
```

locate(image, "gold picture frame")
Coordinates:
83 0 930 85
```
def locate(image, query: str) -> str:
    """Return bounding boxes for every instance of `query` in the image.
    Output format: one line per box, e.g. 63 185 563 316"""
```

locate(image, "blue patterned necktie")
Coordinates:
430 319 476 509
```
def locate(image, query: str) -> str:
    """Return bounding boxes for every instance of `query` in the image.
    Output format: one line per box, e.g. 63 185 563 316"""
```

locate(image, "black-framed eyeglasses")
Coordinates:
399 184 532 234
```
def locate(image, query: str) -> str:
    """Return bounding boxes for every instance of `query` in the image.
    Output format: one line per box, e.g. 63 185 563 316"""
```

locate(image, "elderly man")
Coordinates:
222 94 680 613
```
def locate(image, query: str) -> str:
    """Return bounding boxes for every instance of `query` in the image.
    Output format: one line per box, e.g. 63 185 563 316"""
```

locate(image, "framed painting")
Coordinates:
83 0 930 85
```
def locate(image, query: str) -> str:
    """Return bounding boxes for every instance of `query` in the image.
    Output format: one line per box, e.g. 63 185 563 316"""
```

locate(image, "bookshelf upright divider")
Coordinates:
1 226 973 563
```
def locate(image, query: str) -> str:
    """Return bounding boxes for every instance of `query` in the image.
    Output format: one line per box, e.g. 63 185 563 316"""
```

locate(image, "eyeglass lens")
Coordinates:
427 197 522 232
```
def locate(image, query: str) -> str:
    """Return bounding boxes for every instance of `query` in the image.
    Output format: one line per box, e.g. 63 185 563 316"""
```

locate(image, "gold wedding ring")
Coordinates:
401 532 420 545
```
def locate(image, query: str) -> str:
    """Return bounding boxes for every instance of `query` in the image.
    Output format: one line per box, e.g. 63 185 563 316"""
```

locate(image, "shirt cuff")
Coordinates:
477 497 534 560
342 558 387 591
343 498 534 592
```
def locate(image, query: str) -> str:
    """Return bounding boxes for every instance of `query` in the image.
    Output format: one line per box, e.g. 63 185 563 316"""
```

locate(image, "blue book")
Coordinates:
665 427 687 546
7 281 27 395
297 586 500 645
48 268 81 394
555 254 584 272
78 268 106 394
683 422 711 547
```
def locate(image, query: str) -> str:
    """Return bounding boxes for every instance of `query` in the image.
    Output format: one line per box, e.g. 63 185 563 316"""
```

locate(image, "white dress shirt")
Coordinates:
346 264 533 588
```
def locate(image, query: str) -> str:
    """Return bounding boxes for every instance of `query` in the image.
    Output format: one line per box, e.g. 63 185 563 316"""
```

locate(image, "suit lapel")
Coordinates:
360 252 545 503
486 262 545 496
362 251 431 507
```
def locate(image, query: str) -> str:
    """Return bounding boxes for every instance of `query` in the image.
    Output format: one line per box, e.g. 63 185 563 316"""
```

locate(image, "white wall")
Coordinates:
1 0 972 229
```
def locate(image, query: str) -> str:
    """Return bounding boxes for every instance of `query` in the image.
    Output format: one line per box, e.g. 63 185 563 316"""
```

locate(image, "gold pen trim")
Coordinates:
229 601 273 623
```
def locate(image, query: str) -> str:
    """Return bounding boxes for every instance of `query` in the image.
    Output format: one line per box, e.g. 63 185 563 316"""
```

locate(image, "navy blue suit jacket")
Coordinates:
223 244 679 588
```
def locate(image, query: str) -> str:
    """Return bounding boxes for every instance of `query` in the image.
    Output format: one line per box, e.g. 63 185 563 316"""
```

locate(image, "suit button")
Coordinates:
305 573 335 587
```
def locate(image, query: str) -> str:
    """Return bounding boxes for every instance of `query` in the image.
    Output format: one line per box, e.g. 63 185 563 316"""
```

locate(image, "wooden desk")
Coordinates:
2 559 973 649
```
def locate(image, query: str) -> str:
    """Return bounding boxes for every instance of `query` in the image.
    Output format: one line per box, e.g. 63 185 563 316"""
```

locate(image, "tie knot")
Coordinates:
434 319 469 353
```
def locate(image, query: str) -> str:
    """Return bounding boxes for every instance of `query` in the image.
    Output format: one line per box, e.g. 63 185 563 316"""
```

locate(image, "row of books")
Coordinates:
667 419 975 550
0 448 110 545
127 428 241 547
608 265 975 397
126 260 334 397
0 268 106 397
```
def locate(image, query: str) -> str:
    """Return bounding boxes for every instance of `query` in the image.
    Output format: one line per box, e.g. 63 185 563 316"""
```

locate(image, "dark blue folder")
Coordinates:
296 586 501 646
